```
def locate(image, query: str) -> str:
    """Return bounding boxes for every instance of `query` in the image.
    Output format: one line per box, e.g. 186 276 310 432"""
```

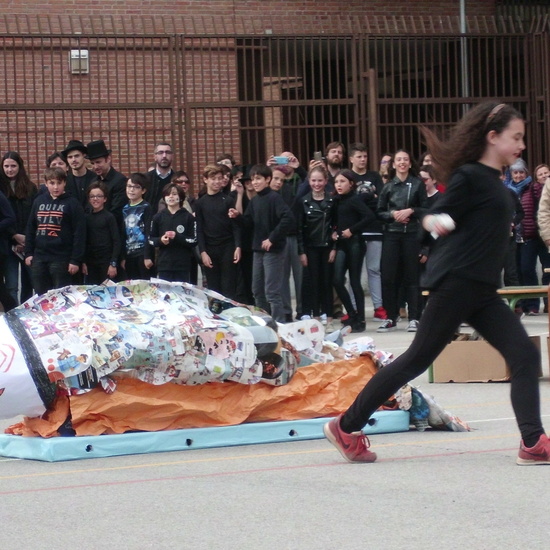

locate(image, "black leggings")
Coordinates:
341 276 544 444
305 246 333 317
333 236 365 323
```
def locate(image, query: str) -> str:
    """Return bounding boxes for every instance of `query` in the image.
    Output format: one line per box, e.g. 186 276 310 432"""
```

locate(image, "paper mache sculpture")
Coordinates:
0 280 305 420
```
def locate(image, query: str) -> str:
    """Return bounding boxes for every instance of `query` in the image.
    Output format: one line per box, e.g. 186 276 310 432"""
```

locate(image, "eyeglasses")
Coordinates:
89 194 105 199
155 150 173 155
174 179 189 184
126 184 142 190
420 176 431 182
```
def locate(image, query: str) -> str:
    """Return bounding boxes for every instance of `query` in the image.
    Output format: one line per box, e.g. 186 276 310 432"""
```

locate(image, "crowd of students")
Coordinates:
1 137 549 339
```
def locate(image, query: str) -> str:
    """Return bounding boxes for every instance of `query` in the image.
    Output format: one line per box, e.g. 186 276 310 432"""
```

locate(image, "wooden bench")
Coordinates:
496 285 549 310
425 284 549 383
422 285 548 311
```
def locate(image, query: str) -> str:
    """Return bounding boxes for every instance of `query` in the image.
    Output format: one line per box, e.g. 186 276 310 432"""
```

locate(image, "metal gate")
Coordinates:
0 21 548 187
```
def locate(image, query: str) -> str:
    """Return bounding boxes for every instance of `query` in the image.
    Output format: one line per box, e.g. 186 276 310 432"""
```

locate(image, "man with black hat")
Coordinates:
86 140 127 227
62 140 96 208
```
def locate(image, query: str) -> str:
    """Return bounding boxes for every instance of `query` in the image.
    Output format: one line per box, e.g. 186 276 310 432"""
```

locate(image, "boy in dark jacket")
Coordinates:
229 164 294 322
149 182 197 282
25 167 86 294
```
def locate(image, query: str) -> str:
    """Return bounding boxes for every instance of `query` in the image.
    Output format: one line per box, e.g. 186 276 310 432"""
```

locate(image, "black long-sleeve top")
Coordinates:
422 162 514 289
332 190 374 239
149 207 197 271
66 169 98 208
84 208 122 265
194 192 241 252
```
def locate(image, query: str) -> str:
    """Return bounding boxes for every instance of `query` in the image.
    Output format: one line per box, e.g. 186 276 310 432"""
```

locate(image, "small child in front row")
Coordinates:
121 172 153 280
148 183 197 282
82 181 122 285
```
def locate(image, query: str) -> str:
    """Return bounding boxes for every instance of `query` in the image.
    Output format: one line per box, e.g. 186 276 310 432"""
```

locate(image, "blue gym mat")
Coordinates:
0 410 410 462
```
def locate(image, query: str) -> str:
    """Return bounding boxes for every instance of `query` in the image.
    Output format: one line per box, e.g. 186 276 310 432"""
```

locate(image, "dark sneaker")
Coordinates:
377 319 397 332
323 415 377 463
373 306 388 320
351 321 366 333
517 434 550 465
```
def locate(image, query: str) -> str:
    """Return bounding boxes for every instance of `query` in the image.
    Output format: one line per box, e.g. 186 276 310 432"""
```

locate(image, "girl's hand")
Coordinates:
393 209 412 223
341 228 352 239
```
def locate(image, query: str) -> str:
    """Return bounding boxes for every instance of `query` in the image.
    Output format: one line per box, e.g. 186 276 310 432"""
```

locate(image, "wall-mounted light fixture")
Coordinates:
69 49 89 74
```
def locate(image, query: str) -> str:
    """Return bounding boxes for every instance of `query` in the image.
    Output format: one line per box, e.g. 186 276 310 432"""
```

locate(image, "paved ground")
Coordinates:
1 310 549 549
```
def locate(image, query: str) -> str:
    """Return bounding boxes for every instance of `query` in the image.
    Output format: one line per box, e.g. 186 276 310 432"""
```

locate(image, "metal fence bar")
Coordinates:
0 24 548 185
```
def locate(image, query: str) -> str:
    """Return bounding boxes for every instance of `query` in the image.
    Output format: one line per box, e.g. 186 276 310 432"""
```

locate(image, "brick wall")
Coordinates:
1 1 497 18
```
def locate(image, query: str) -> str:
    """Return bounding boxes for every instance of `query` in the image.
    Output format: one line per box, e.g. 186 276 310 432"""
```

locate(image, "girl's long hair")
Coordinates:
420 102 523 183
1 151 36 200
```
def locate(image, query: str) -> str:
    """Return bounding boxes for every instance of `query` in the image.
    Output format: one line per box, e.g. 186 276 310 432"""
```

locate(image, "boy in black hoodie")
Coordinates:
25 167 86 294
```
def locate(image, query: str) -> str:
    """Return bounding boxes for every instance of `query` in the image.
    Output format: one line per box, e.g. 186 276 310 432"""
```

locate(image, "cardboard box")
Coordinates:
432 335 542 383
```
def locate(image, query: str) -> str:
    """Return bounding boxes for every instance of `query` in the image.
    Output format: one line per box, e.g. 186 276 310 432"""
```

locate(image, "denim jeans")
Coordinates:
252 245 287 323
4 250 33 304
364 239 383 309
30 259 73 295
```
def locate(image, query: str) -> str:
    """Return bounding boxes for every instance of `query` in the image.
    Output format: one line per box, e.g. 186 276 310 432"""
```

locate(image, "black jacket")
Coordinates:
296 191 334 254
242 187 294 252
147 168 174 215
377 175 428 233
100 167 127 226
0 192 16 257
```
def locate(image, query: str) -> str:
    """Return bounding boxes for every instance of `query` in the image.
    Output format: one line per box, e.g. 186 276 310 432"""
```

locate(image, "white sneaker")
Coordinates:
407 320 419 332
320 313 327 325
300 314 312 320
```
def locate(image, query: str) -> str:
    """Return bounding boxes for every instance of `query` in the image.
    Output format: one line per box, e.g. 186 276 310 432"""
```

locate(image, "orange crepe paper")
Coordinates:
7 357 378 437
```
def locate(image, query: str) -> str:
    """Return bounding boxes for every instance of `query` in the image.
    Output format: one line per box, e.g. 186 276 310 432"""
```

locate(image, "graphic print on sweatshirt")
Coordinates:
36 203 66 237
123 202 149 255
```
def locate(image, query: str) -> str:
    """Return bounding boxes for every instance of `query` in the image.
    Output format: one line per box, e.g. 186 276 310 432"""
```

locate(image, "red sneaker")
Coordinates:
517 434 550 465
323 414 377 463
373 306 388 320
